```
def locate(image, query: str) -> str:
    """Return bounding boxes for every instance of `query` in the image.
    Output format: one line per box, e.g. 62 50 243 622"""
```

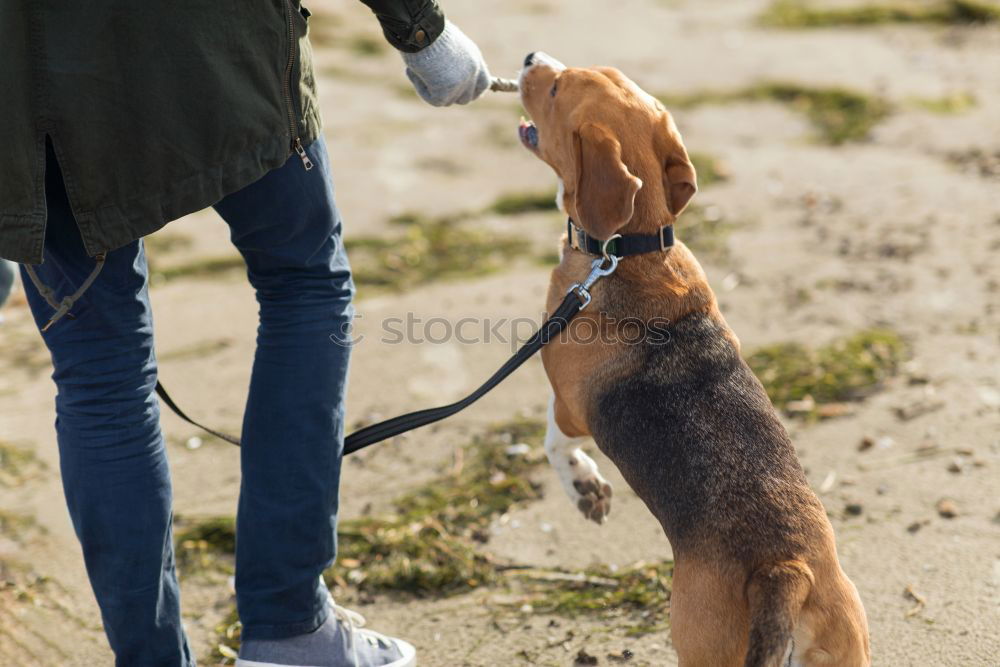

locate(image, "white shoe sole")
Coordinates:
235 636 416 667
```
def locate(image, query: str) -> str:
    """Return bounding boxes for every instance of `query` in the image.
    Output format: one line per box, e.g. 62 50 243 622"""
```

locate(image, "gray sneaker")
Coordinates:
236 601 416 667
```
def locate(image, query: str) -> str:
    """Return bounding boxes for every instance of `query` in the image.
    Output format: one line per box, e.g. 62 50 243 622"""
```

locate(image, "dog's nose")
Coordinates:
524 52 536 67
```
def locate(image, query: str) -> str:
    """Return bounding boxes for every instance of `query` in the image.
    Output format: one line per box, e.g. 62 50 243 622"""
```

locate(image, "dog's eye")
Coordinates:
550 83 557 97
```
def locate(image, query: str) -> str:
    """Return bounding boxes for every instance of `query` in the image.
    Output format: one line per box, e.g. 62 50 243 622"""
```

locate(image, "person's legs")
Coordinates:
21 144 192 666
216 139 414 667
213 138 353 641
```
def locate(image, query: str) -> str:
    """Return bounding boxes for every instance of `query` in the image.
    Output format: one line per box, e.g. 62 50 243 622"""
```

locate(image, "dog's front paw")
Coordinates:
567 450 613 524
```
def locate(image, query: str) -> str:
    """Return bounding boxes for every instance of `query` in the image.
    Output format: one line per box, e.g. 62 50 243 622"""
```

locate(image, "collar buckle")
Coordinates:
567 221 586 252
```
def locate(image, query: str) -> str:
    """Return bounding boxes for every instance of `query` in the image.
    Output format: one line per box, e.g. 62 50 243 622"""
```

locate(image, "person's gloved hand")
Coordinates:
401 21 490 106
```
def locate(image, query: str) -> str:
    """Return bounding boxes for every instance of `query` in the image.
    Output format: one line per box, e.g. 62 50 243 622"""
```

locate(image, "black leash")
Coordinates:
155 253 623 454
155 381 241 446
344 284 586 453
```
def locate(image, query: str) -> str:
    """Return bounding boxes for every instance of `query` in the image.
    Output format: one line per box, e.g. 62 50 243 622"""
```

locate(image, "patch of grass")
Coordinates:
174 515 236 574
329 416 547 595
395 416 546 529
689 153 730 187
345 214 531 292
660 82 891 144
211 417 670 657
211 417 549 660
488 189 559 216
513 562 673 635
0 559 52 606
213 606 242 663
760 0 1000 28
659 89 744 110
333 516 498 595
537 249 562 266
150 255 246 282
909 92 977 114
747 328 908 417
345 33 386 57
755 83 890 144
0 441 45 487
0 510 41 542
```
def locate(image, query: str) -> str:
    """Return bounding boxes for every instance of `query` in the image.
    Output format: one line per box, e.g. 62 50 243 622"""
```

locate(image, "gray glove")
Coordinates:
402 21 490 106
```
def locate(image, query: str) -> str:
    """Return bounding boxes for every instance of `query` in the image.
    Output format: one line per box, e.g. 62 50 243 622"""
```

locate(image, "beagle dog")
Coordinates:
517 52 871 667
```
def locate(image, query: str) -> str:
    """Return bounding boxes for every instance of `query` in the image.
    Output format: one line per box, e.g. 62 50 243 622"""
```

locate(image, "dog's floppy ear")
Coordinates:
658 114 697 217
572 122 643 240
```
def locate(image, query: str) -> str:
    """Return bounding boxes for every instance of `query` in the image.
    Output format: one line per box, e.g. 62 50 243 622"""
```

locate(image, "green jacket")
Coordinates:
0 0 445 264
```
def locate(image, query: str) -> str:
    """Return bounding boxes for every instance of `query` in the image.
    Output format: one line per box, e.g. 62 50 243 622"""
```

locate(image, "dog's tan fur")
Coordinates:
519 56 870 666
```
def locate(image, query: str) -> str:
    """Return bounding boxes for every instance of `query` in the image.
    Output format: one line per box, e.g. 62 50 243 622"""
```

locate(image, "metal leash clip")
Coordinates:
567 241 620 310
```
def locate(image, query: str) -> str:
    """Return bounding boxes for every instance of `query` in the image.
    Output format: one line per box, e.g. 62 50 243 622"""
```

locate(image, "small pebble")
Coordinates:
185 436 203 450
978 386 1000 408
936 498 959 519
505 443 532 457
895 400 945 421
876 436 896 450
845 503 864 517
608 648 635 662
817 403 852 418
786 395 816 415
575 648 599 665
818 471 837 493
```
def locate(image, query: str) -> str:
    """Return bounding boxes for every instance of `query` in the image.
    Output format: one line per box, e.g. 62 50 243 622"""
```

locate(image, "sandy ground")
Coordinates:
2 1 999 665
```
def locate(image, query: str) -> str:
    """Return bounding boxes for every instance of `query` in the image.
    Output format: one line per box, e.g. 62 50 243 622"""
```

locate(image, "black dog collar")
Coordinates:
567 218 674 258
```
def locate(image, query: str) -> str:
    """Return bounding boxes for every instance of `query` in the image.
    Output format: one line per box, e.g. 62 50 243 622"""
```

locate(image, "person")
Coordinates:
0 2 491 666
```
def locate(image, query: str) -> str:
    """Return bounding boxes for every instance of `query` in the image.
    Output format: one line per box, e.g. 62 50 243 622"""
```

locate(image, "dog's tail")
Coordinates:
744 560 814 667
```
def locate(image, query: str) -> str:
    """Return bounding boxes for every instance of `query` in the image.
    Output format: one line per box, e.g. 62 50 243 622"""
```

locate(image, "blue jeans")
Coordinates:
22 138 353 665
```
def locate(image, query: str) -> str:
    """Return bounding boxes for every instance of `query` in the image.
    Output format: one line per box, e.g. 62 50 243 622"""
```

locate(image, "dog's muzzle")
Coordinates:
523 51 567 71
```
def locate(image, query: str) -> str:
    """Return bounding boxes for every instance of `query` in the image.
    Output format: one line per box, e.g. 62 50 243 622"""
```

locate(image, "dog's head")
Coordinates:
518 53 697 241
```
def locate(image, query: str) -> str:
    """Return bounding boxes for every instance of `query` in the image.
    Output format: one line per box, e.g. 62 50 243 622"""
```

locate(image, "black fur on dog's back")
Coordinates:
587 310 824 663
587 310 824 563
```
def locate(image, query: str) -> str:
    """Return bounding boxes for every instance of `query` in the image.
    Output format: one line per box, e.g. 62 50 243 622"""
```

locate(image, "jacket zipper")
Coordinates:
282 0 314 171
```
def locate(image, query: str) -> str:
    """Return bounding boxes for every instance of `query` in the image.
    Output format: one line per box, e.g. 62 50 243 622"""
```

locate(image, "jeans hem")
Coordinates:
239 601 331 642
